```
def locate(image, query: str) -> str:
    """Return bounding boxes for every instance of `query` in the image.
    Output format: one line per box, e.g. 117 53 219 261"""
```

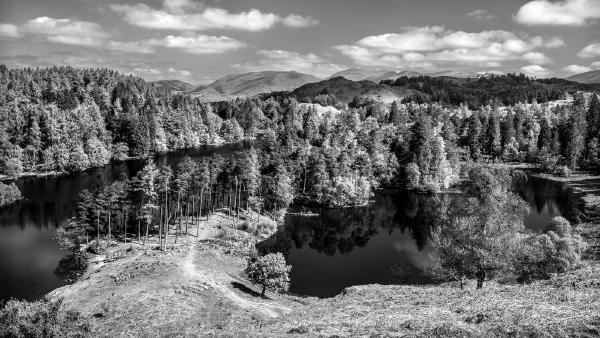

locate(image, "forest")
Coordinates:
382 73 600 108
2 66 600 203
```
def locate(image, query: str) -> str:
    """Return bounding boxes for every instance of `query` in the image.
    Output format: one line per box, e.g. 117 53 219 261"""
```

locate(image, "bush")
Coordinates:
518 216 587 281
556 166 572 177
0 298 91 337
0 182 22 207
245 252 291 298
547 216 571 237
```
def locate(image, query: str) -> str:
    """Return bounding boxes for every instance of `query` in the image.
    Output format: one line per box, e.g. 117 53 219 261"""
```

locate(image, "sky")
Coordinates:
0 0 599 84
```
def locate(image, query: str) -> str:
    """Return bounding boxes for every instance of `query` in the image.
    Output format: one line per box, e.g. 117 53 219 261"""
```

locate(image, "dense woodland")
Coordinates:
382 74 600 108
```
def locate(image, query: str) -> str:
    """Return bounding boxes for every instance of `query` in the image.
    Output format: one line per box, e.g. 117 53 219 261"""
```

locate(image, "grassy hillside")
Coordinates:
150 80 193 93
36 211 600 337
291 76 413 103
190 71 320 101
567 70 600 84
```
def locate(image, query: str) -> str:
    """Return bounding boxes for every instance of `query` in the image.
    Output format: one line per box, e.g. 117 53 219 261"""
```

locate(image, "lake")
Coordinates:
0 147 581 300
0 143 250 302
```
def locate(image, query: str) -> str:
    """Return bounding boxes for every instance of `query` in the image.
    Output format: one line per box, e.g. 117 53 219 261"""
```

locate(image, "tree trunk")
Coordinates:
96 213 100 242
158 205 162 249
303 164 307 194
261 286 266 299
191 195 195 235
107 211 111 242
176 190 180 243
164 189 169 250
476 268 485 289
123 212 127 243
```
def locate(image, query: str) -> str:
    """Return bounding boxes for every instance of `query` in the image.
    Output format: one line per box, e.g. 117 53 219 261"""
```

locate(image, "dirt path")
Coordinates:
182 245 291 318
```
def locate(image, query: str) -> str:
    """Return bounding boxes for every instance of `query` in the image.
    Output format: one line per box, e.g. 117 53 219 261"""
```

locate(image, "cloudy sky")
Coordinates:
0 0 599 84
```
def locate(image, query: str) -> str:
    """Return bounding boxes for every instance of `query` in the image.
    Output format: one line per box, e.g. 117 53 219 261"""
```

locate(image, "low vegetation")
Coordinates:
0 182 21 207
0 298 91 337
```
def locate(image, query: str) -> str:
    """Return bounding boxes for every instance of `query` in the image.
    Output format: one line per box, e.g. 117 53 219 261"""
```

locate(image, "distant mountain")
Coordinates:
190 71 320 101
290 76 413 103
567 70 600 84
327 68 391 81
367 70 421 83
150 80 193 92
427 70 482 78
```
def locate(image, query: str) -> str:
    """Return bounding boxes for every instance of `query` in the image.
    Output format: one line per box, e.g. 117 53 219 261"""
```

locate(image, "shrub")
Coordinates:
0 298 91 337
518 216 587 281
0 182 22 207
547 216 571 237
556 166 571 177
245 252 291 298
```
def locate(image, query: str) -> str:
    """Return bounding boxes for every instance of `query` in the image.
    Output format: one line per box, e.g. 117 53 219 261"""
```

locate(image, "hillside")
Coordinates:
567 70 600 84
42 212 600 337
150 80 193 93
291 76 412 103
367 70 421 83
328 68 391 81
427 70 483 78
190 71 320 101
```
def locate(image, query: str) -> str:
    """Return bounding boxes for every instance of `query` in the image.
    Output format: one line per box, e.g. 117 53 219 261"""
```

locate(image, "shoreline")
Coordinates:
41 210 600 337
0 139 259 183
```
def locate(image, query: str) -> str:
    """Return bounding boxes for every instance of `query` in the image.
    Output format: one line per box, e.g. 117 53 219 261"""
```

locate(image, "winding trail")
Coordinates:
182 245 291 318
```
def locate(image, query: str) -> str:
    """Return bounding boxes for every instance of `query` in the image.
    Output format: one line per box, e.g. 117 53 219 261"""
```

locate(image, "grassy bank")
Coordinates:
26 208 596 337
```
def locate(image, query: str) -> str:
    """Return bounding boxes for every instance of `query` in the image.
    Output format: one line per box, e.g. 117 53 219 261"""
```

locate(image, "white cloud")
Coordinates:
5 17 110 47
562 64 592 74
545 36 566 48
168 67 192 78
0 23 21 38
520 64 552 77
336 26 560 70
232 50 344 78
577 42 600 58
22 17 108 47
282 14 318 27
592 61 600 69
466 9 495 20
110 2 317 31
522 51 552 64
514 0 600 26
106 40 156 54
147 35 246 54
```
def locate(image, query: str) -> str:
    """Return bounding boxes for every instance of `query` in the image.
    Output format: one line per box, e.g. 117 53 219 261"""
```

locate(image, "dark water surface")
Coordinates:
0 150 581 300
263 175 581 298
0 143 249 301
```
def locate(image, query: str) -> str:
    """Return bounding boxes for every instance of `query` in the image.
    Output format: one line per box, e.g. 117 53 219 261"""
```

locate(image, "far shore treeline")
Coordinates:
1 65 599 203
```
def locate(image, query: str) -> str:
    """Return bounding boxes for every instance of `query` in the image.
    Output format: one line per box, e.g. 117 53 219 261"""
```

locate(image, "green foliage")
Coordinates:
0 182 21 207
517 216 588 281
245 252 292 298
427 166 530 288
0 298 91 337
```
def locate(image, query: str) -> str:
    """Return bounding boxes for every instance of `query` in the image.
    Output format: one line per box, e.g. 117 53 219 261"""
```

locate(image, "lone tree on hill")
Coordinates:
245 252 292 298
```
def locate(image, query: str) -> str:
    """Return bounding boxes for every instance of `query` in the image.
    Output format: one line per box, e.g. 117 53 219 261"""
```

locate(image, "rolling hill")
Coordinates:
327 68 391 81
290 76 412 103
150 80 193 93
190 71 320 101
366 70 421 83
567 70 600 84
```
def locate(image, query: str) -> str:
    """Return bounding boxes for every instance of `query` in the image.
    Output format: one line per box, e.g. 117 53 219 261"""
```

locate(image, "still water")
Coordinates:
0 143 250 301
263 176 581 297
0 146 581 300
